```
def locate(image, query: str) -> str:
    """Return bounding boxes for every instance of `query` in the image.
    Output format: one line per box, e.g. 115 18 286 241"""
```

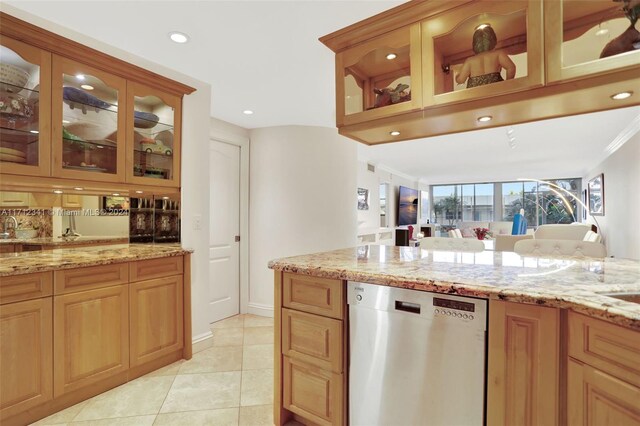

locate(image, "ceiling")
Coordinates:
5 1 638 185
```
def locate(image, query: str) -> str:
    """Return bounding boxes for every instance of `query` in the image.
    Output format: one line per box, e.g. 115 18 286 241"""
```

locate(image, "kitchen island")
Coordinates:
0 244 192 426
269 245 640 426
0 236 128 253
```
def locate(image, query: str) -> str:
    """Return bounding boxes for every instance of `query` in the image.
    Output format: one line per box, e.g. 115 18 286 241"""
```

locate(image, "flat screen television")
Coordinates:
397 186 419 226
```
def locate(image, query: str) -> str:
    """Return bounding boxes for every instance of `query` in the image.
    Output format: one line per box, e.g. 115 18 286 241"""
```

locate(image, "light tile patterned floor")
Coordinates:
33 314 274 426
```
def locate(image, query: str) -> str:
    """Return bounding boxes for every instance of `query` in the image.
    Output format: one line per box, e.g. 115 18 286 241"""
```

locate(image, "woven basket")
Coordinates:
0 63 30 90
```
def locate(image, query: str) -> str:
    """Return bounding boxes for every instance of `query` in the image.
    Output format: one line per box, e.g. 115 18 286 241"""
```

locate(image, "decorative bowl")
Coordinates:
134 111 159 129
0 63 30 91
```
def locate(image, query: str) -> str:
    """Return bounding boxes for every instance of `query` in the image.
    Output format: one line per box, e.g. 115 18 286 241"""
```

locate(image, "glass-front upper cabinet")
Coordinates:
0 37 51 177
422 0 544 105
126 82 181 187
546 0 640 82
51 55 126 182
336 24 422 126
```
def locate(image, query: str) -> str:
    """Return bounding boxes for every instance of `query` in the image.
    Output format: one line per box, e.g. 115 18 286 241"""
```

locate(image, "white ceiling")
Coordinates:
5 1 638 184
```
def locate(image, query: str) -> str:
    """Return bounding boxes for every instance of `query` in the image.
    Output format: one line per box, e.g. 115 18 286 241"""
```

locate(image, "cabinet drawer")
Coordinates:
568 358 640 425
568 311 640 388
0 272 53 304
283 356 344 426
283 273 344 319
54 263 129 294
130 256 183 282
282 308 343 373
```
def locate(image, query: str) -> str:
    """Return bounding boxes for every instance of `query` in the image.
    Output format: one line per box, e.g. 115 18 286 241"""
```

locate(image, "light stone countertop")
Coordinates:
0 236 128 246
0 244 192 277
268 245 640 330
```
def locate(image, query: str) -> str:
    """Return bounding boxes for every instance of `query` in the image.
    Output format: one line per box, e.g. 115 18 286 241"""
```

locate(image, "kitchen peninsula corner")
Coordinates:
0 245 192 426
269 245 640 426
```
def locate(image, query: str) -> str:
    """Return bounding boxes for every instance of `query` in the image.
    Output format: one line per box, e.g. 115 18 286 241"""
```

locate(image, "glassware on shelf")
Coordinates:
132 93 175 181
0 44 41 168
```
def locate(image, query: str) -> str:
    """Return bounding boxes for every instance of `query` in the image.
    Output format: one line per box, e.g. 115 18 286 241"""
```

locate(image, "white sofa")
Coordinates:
514 239 607 258
495 223 595 252
456 221 513 238
420 237 484 252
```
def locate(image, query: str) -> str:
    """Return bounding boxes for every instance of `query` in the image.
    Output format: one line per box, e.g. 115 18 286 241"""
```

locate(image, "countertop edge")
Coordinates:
269 262 640 331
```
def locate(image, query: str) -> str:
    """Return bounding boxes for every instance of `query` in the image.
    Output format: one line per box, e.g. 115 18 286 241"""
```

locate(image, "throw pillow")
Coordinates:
461 227 475 238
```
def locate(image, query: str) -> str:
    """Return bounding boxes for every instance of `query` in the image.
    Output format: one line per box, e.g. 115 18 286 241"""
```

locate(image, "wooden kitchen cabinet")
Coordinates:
276 272 347 426
487 300 560 426
61 194 82 208
0 297 53 420
0 191 29 207
0 36 52 177
129 275 183 367
53 284 129 396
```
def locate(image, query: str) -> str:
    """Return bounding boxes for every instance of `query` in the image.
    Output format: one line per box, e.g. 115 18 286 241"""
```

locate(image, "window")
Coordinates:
432 183 494 224
420 190 429 222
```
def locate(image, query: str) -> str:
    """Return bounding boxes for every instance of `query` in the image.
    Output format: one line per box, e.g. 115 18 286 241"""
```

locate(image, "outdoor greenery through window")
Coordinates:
431 178 581 228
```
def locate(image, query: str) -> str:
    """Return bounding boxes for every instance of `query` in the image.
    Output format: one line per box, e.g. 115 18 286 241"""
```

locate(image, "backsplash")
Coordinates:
0 210 53 238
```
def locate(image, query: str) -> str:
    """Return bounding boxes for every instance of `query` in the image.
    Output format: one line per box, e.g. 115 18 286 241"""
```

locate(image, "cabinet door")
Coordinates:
487 300 559 426
282 356 344 426
0 191 29 207
51 55 126 183
568 359 640 425
0 37 51 177
0 298 53 420
126 81 181 187
54 285 128 396
61 194 82 209
130 275 183 367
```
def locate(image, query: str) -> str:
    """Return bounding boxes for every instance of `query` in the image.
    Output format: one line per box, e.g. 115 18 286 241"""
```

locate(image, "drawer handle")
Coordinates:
395 300 421 314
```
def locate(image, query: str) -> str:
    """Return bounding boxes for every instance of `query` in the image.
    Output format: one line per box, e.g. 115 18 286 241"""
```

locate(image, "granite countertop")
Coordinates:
268 245 640 330
0 236 128 246
0 244 193 277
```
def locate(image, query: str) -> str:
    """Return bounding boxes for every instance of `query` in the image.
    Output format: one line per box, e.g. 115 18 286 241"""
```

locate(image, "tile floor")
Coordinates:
33 314 275 426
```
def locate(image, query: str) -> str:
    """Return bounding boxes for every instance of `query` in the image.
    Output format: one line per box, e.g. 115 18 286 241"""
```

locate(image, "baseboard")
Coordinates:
192 330 213 354
247 302 274 318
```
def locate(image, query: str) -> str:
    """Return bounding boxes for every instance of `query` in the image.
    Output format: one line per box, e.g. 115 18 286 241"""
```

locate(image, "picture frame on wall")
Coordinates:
582 189 587 220
588 174 604 216
357 188 369 210
101 196 130 215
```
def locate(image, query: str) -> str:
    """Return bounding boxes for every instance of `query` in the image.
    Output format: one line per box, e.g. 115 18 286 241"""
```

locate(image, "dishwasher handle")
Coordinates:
394 300 421 314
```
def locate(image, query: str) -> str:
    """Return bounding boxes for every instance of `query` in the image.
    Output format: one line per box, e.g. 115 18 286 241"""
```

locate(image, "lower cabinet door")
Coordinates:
54 285 129 396
0 298 53 420
130 275 183 367
568 358 640 425
283 356 343 426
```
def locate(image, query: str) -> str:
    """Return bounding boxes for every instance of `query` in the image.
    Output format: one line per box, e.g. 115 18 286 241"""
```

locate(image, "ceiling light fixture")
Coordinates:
386 53 397 60
29 130 39 134
477 115 492 123
80 84 94 91
611 91 633 100
390 131 401 136
162 196 170 200
135 190 144 194
243 110 254 115
53 190 63 194
169 31 190 44
112 193 120 196
475 23 491 30
96 145 104 149
74 187 83 191
75 74 85 80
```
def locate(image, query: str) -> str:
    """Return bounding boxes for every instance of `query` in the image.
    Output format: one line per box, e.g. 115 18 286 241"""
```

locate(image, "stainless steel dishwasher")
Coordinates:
348 281 487 426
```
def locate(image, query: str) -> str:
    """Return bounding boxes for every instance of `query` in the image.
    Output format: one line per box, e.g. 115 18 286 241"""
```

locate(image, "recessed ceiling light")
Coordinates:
475 23 491 30
135 190 144 194
29 130 39 134
611 91 633 100
76 74 85 80
243 110 254 115
162 196 170 200
386 53 397 60
112 193 120 196
74 187 83 191
53 190 63 194
80 84 94 91
96 145 104 149
390 131 401 136
169 31 190 44
477 115 492 123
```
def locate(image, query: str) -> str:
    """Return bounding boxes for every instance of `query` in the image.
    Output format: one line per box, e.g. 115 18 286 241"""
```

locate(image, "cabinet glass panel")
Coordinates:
61 72 118 174
132 95 174 181
0 45 40 167
433 9 528 95
343 27 412 115
561 0 640 67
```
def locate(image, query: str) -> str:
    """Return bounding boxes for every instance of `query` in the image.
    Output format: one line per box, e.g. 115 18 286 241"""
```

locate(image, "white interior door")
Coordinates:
208 140 240 324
